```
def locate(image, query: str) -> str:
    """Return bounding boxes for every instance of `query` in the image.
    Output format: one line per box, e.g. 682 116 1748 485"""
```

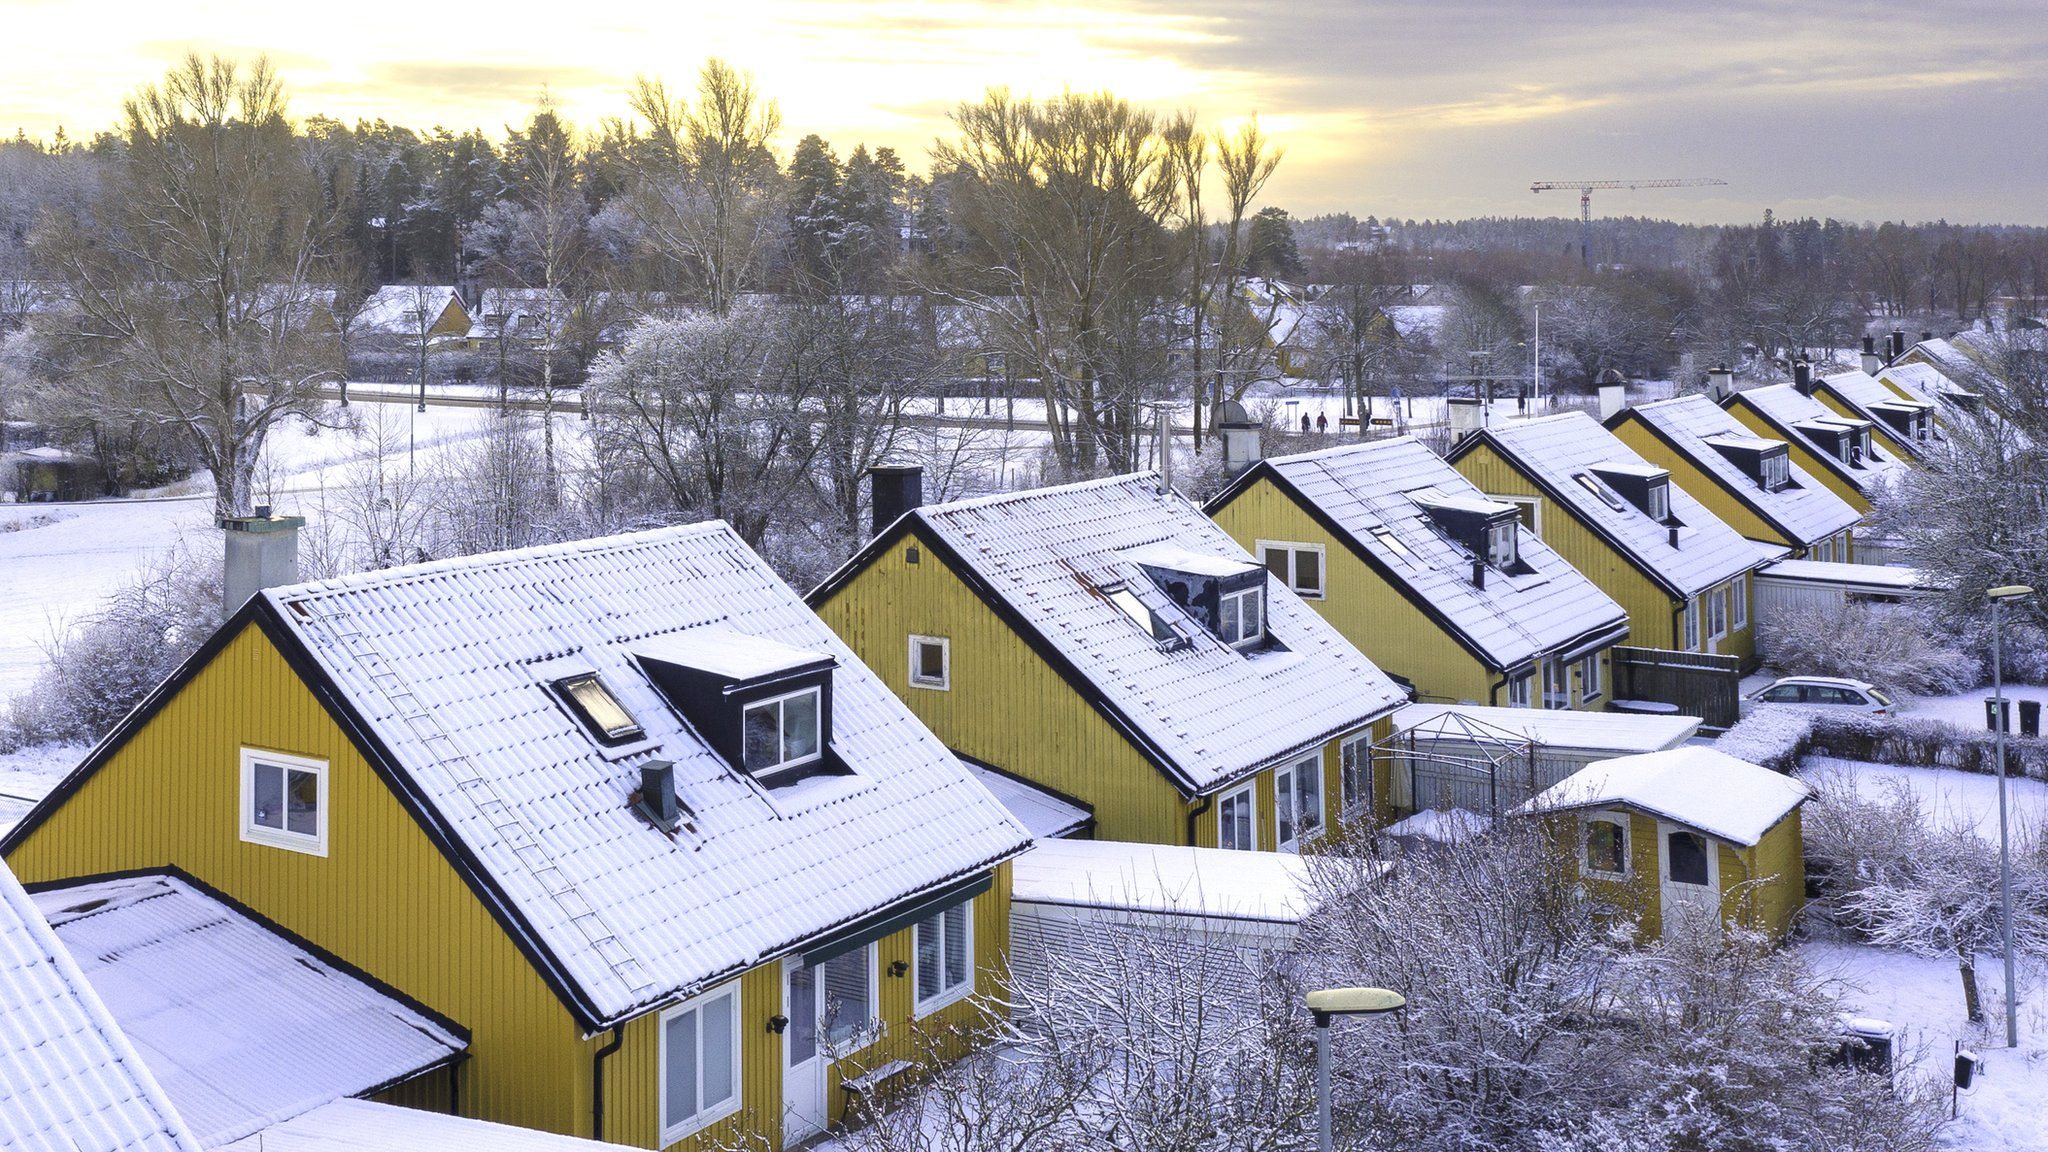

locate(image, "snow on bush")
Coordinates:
1761 601 1978 697
1713 706 1817 774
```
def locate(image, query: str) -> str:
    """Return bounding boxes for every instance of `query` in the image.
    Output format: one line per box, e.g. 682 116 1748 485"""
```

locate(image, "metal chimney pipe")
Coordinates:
868 466 924 540
219 509 304 619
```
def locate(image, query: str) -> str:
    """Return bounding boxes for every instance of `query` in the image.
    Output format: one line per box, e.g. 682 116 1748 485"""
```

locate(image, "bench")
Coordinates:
839 1058 915 1101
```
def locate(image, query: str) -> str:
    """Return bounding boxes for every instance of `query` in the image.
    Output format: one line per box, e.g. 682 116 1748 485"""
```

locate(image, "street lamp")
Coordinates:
1989 584 2033 1049
1306 987 1405 1152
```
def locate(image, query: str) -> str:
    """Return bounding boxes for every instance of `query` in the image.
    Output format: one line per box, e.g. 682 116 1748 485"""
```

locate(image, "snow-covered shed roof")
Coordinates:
1729 384 1908 493
1620 396 1862 548
347 286 462 336
1514 747 1810 847
1218 437 1629 672
244 523 1028 1029
1392 702 1700 755
220 1099 633 1152
961 762 1091 840
818 473 1407 795
31 874 464 1148
0 863 200 1152
1450 412 1762 599
1010 839 1335 924
1385 807 1493 844
1755 558 1936 593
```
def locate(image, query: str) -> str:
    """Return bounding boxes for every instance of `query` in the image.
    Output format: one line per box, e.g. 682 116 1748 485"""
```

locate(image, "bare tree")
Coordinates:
32 55 345 517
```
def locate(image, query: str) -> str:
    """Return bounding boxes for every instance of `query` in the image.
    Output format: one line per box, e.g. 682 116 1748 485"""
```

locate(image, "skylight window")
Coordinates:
1103 582 1186 647
555 673 644 744
1575 473 1628 512
1371 529 1413 560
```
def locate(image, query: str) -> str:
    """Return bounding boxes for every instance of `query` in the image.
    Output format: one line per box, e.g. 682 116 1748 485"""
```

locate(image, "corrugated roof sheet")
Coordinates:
262 523 1030 1025
220 1099 633 1152
1261 437 1628 670
907 473 1406 792
1628 396 1862 547
1470 412 1761 597
0 863 201 1152
32 875 463 1148
960 763 1091 840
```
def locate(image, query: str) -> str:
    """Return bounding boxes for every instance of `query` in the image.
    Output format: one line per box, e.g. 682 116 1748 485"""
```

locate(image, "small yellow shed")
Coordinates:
1515 746 1810 943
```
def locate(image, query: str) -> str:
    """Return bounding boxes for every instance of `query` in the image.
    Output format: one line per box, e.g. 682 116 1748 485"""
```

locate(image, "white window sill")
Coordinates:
913 984 974 1020
909 679 950 691
660 1099 741 1148
240 827 327 857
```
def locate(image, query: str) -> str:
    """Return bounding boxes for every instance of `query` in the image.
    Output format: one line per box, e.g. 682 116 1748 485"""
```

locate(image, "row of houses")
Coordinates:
0 331 2005 1150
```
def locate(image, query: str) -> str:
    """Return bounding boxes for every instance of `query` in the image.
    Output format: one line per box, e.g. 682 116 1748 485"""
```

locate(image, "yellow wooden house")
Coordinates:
1606 395 1863 563
1515 747 1810 943
1721 383 1908 516
3 523 1031 1151
1811 368 1940 462
1206 437 1629 711
811 471 1411 848
349 285 474 345
1448 413 1766 668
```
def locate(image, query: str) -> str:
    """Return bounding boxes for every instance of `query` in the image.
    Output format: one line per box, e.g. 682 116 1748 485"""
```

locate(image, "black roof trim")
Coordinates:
26 864 473 1047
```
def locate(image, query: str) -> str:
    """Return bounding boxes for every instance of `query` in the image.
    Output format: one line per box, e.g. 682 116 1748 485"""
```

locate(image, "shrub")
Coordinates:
1760 600 1978 697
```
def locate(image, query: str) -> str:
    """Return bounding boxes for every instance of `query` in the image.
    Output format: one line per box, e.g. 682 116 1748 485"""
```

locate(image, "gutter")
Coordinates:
1186 794 1215 847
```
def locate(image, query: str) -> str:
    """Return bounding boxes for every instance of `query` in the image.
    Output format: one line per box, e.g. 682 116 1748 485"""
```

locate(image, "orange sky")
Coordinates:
1 0 2041 223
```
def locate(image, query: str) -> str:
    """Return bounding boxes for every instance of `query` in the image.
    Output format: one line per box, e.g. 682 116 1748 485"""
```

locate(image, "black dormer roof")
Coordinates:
635 629 843 784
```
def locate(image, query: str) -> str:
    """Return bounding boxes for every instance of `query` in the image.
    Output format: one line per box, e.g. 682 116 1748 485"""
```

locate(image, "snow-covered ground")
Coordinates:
0 741 83 836
1800 757 2048 842
1800 940 2048 1151
1901 684 2048 732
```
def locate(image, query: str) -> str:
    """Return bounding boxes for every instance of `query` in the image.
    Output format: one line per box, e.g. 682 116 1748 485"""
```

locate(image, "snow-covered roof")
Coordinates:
466 288 571 341
1623 396 1862 548
348 286 462 336
220 1099 633 1152
961 762 1091 839
1515 747 1810 847
1381 304 1445 343
1733 384 1909 494
1010 839 1334 924
1456 412 1762 598
1392 702 1700 754
0 863 200 1152
1240 438 1628 671
32 874 464 1148
1819 371 1941 453
843 473 1407 794
1755 558 1935 592
260 522 1030 1027
1385 807 1493 844
633 627 831 682
1906 338 2000 394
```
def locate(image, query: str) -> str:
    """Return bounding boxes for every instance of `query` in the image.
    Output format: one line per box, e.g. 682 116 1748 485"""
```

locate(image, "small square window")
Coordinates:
1219 587 1264 647
555 673 644 744
742 688 824 776
914 900 974 1014
240 748 328 856
909 635 950 690
1258 541 1326 599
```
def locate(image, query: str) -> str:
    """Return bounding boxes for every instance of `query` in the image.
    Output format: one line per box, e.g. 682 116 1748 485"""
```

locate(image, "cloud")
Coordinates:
360 61 617 102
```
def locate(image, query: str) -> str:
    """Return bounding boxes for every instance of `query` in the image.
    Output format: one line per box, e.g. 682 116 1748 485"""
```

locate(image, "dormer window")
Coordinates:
555 673 644 744
1644 480 1669 522
1411 489 1529 575
1219 586 1264 647
743 688 822 774
1486 520 1518 569
1587 463 1673 521
1760 451 1790 491
1705 434 1795 492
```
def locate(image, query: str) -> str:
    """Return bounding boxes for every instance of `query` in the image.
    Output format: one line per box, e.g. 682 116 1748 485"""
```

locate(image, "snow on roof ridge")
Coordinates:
917 471 1166 519
1260 435 1423 468
265 521 735 605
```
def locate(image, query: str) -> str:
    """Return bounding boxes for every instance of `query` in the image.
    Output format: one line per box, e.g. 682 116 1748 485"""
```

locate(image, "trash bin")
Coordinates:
2022 700 2041 738
1986 698 2012 734
1831 1017 1895 1077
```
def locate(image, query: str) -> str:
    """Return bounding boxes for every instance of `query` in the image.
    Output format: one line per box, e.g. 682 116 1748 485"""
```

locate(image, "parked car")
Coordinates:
1743 676 1894 717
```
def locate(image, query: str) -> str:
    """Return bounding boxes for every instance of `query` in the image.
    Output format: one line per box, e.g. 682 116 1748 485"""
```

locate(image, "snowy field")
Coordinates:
1902 684 2048 732
0 741 83 836
1799 757 2048 842
1801 940 2048 1151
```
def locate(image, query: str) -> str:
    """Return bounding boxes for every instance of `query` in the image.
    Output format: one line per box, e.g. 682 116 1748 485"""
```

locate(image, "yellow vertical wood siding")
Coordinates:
1723 400 1874 515
1609 416 1799 553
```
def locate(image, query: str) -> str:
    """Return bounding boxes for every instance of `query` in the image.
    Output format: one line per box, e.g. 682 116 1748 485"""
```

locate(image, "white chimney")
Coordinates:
1597 368 1629 421
1706 364 1735 401
1216 400 1263 476
220 505 303 618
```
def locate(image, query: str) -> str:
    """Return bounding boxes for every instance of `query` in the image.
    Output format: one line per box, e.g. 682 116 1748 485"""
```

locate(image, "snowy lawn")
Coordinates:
1901 684 2048 733
1799 939 2048 1151
1800 758 2048 842
0 741 84 836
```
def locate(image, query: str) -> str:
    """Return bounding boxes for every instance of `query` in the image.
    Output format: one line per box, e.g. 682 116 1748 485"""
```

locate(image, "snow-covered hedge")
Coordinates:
1806 711 2048 782
1713 705 1818 773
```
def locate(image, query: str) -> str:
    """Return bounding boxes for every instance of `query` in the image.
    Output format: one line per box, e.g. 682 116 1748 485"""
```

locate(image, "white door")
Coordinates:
1658 822 1721 940
784 957 827 1142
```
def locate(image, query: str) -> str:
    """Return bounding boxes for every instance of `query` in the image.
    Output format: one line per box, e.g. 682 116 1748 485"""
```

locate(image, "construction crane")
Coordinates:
1530 177 1727 267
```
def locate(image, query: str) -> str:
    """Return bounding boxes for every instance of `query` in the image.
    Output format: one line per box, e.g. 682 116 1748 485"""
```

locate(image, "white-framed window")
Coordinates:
239 748 328 856
908 635 950 690
1682 601 1700 651
1579 653 1603 704
660 983 741 1144
742 687 822 775
1582 813 1630 878
1486 520 1519 569
1219 587 1265 647
1218 782 1257 850
1274 754 1325 852
1259 541 1326 599
1732 573 1748 630
1490 494 1542 537
1705 585 1729 639
1645 481 1670 522
1760 451 1790 491
1506 672 1533 709
1542 658 1570 710
1339 733 1372 817
820 945 878 1048
914 900 974 1014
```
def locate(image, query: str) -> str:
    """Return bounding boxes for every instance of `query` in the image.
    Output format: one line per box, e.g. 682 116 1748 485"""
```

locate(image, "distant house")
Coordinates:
5 523 1030 1150
0 860 202 1152
1448 412 1768 668
1811 369 1941 461
349 285 471 345
1515 747 1809 943
812 471 1409 849
1721 383 1907 516
1606 395 1863 563
466 287 573 350
1207 437 1629 711
1898 336 2000 404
